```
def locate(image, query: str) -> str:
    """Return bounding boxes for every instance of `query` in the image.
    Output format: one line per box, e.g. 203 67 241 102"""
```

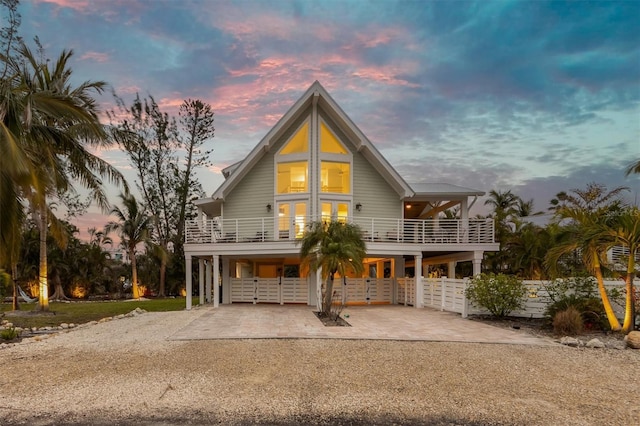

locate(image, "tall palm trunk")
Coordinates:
11 264 19 311
129 248 140 299
622 255 636 333
323 272 335 315
37 203 49 311
594 257 621 331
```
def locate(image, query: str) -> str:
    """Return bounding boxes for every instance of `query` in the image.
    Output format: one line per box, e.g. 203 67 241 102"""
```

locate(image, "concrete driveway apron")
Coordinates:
169 304 555 346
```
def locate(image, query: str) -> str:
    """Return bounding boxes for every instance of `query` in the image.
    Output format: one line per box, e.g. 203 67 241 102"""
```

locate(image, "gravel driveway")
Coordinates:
1 308 638 425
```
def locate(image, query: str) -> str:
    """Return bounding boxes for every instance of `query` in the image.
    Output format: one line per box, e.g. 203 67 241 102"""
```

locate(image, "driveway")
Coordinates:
169 304 555 345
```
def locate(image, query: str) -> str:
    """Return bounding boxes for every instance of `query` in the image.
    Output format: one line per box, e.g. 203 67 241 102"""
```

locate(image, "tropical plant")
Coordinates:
106 193 151 299
600 206 639 333
465 273 527 317
625 159 640 176
504 222 555 279
543 276 608 331
545 183 629 331
552 306 584 336
2 42 125 311
299 220 366 317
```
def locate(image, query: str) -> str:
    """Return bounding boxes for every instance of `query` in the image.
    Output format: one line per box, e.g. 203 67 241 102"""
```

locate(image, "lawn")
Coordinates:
0 298 187 329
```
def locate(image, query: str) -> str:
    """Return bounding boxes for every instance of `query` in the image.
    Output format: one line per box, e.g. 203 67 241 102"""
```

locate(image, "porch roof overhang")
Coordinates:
194 197 222 217
407 183 485 200
403 183 484 219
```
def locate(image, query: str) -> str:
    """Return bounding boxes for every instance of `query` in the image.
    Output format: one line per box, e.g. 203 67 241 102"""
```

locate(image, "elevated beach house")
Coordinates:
183 82 498 309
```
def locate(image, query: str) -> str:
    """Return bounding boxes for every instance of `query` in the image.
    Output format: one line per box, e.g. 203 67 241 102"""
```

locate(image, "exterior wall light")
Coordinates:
266 203 272 212
356 203 362 212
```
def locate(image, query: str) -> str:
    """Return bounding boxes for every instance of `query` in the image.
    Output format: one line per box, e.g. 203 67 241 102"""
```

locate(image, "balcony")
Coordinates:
185 217 495 245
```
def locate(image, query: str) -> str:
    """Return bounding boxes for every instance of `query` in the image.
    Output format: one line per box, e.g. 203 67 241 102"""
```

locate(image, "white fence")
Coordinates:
332 278 393 305
230 276 628 318
230 278 308 304
396 278 416 306
422 277 627 319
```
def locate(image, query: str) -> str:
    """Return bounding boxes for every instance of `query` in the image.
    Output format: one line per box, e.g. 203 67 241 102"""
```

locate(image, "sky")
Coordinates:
14 0 640 236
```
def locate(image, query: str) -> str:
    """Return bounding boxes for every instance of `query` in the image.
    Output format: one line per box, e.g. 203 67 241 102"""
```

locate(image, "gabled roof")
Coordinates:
211 81 414 200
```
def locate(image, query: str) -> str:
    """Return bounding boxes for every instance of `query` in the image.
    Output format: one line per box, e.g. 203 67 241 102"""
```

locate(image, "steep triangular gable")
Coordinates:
212 81 413 200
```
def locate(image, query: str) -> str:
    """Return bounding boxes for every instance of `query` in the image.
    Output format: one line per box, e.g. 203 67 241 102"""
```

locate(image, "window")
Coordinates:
321 202 349 222
281 122 309 154
277 161 308 194
321 161 350 193
320 122 348 154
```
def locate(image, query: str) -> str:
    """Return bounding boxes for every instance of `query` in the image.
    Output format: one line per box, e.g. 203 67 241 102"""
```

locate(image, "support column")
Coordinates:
205 259 212 303
222 258 230 304
393 256 405 305
213 255 220 308
448 261 456 279
415 254 423 308
185 254 192 310
198 259 205 305
472 251 483 276
461 198 469 243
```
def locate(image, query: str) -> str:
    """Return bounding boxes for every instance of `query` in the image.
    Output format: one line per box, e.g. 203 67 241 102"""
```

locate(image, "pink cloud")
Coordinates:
80 51 110 63
114 84 142 95
34 0 90 12
208 165 228 175
351 66 421 88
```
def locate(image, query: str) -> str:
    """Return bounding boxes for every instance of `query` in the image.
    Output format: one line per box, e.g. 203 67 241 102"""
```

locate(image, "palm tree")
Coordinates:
484 189 520 273
625 159 640 176
505 223 555 280
106 193 150 299
601 206 639 333
2 42 126 311
484 189 519 222
545 195 621 331
299 220 366 316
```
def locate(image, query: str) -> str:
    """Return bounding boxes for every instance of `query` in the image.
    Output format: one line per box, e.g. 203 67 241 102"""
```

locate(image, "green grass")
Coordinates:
0 298 187 329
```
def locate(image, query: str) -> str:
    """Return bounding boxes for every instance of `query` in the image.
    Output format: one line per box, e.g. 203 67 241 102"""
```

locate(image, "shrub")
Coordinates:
553 306 583 335
466 273 527 317
1 327 20 341
544 277 608 331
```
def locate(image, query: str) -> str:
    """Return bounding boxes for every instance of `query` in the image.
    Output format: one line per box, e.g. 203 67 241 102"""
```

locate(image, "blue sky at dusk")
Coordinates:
16 0 640 234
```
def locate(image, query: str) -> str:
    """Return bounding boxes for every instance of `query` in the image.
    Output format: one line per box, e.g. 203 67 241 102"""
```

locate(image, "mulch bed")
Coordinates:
469 315 627 344
314 311 351 327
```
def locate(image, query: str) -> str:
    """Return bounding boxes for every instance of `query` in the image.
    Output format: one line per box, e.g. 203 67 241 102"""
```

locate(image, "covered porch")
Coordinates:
183 250 488 312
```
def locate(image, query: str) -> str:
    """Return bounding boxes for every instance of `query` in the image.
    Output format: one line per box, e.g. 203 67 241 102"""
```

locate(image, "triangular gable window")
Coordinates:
280 122 309 154
320 122 348 154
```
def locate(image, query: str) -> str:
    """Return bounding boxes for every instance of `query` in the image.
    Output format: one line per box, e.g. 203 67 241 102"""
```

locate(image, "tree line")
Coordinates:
0 0 214 310
479 183 638 333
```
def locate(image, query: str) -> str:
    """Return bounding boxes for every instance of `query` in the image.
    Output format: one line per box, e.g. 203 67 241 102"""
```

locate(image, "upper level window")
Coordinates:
278 161 308 194
281 122 309 154
321 161 350 193
320 122 348 154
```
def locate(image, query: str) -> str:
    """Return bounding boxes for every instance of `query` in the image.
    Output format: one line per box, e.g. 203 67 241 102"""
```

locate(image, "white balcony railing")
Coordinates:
185 216 495 245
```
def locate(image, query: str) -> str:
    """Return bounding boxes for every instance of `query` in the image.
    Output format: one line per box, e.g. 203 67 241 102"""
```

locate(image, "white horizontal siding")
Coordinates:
352 151 401 220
